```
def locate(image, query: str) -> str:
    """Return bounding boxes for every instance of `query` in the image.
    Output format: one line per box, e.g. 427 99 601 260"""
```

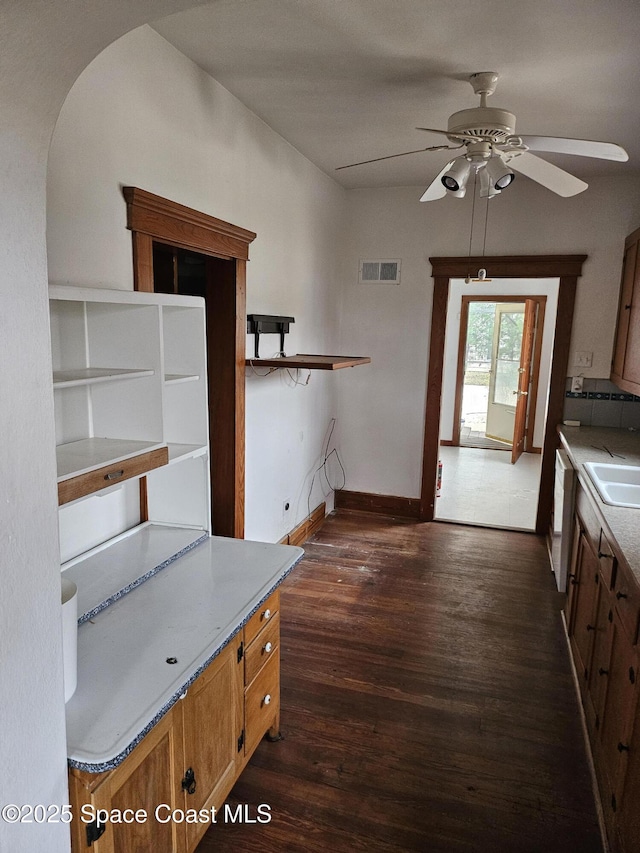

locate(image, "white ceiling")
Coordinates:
153 0 640 192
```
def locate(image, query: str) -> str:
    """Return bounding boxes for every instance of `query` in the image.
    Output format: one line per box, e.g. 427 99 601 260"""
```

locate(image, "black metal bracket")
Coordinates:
247 314 295 359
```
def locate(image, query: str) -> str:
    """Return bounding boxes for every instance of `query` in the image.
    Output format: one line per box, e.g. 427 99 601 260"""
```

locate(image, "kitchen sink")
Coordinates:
584 462 640 508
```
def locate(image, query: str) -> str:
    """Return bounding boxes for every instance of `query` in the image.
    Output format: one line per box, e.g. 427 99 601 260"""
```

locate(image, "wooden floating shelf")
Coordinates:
245 354 371 370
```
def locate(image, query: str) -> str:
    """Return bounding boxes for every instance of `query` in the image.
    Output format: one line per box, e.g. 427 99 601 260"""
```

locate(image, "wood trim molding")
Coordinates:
335 490 421 519
279 503 327 545
430 255 588 278
127 187 252 539
123 187 256 263
420 255 586 533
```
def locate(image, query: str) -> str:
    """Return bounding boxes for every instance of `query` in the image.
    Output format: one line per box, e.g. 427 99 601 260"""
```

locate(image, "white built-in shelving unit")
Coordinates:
49 285 211 607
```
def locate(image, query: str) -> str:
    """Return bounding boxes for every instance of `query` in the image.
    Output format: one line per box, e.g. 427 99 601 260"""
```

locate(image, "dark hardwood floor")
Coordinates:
196 511 603 853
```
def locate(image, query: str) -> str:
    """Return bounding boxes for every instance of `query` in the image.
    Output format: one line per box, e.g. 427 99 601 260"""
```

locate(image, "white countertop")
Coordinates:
65 535 303 772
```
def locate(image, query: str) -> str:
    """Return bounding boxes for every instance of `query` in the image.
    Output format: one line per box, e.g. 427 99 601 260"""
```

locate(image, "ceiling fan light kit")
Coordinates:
337 71 628 203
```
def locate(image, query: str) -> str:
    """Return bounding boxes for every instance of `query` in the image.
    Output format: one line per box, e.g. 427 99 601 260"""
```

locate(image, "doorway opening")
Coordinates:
437 286 553 531
453 295 546 461
436 281 556 530
125 186 256 539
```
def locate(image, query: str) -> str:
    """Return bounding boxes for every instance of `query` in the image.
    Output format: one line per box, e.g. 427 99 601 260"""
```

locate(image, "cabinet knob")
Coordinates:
263 608 271 620
598 668 609 676
263 693 271 706
586 624 595 631
598 551 613 560
263 642 273 654
618 742 630 753
616 591 628 600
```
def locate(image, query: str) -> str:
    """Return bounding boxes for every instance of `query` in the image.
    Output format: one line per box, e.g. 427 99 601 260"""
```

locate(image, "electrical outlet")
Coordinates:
571 376 584 393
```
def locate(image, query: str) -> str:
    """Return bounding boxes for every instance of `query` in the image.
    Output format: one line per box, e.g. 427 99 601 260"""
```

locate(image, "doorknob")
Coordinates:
512 390 528 397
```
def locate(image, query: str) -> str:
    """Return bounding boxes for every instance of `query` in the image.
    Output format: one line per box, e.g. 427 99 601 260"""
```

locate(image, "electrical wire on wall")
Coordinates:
306 417 346 520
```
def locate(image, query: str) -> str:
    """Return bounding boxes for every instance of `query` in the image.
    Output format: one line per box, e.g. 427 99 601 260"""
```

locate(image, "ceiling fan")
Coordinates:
336 72 628 201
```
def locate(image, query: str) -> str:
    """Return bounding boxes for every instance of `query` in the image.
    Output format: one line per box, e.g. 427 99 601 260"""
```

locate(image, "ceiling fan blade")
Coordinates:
335 144 454 171
505 151 588 197
419 161 455 202
518 135 628 162
416 127 473 143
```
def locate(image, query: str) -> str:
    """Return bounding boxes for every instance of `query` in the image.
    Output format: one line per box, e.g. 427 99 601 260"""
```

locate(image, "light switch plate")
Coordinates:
574 351 593 367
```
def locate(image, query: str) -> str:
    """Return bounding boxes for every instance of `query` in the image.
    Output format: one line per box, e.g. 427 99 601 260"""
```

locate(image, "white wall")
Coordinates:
337 177 640 499
0 4 200 852
440 278 559 447
47 25 347 543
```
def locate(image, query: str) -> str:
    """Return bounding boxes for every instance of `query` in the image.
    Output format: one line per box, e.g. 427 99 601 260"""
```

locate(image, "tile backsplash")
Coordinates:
564 378 640 429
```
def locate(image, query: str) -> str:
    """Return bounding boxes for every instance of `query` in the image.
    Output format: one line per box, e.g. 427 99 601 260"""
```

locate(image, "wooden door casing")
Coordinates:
124 186 256 539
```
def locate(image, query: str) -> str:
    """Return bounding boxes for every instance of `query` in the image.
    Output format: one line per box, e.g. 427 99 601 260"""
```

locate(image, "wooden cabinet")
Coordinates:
68 621 282 853
69 705 185 853
611 226 640 394
181 636 244 853
566 480 640 853
243 590 281 755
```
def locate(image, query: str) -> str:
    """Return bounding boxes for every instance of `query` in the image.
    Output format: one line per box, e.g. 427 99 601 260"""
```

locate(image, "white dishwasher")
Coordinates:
550 448 576 592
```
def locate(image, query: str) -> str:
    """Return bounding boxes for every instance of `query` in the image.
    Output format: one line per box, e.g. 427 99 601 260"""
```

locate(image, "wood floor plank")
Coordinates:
195 511 602 853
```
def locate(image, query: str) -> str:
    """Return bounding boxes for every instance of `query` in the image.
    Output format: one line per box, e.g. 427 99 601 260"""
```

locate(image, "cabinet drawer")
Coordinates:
244 652 279 756
614 564 640 644
58 447 168 505
245 613 279 686
244 590 279 647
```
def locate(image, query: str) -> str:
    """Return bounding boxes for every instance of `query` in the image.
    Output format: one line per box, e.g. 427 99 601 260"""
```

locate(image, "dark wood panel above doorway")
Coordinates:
124 187 256 539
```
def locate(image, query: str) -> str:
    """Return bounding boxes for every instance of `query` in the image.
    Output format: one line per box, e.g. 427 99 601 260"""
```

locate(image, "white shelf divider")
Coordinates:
53 367 154 389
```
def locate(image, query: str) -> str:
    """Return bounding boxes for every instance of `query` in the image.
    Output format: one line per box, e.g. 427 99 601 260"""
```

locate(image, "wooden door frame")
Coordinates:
420 255 586 534
124 186 256 539
451 294 547 451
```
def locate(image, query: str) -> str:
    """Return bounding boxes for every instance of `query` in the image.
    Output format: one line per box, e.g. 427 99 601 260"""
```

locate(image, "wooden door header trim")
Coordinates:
429 255 587 278
123 186 257 261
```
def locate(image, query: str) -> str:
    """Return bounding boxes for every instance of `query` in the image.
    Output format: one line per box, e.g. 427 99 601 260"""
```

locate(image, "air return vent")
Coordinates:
358 259 401 285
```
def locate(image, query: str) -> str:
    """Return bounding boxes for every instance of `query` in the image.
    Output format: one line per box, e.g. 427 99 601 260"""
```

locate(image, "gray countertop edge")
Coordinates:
67 550 304 774
558 425 640 582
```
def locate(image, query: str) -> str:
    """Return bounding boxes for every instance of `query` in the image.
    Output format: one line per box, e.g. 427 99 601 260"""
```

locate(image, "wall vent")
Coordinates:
358 259 401 285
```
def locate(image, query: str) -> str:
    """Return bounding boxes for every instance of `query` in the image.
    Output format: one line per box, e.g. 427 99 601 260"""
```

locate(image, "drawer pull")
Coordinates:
263 642 273 654
618 742 630 753
104 469 125 481
616 591 628 600
598 551 613 560
263 693 271 706
586 624 595 632
263 608 272 620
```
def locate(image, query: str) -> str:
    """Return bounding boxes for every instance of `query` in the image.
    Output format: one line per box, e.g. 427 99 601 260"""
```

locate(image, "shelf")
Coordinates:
164 373 200 385
56 438 165 482
53 367 155 389
167 443 208 463
245 354 371 370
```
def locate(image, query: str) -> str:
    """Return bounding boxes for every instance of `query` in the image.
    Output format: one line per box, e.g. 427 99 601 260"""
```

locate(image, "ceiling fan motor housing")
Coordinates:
447 107 516 144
